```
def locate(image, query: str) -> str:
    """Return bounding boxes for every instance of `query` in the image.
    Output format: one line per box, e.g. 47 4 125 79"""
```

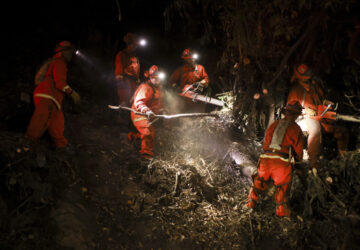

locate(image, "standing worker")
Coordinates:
114 33 142 106
286 64 349 172
25 41 81 151
169 48 209 112
129 65 165 160
247 101 305 217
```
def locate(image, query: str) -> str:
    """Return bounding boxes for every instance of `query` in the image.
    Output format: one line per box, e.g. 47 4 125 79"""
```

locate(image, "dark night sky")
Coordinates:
3 0 217 84
6 1 167 43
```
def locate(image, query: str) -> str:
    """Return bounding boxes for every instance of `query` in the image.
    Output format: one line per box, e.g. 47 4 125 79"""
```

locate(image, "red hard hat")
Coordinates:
148 65 159 77
181 48 193 59
54 41 73 53
293 64 312 81
285 100 303 114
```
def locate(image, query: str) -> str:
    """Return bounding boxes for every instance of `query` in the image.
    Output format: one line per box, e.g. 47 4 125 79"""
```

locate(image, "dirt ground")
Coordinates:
0 80 360 250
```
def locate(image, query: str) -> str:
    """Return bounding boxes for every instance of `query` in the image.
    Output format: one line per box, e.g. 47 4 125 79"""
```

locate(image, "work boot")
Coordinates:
55 144 76 156
276 204 291 218
246 200 256 209
141 153 153 160
35 152 47 167
19 136 35 151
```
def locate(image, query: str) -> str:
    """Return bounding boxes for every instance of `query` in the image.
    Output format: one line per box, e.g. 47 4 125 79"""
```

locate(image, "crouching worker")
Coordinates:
247 101 305 217
128 65 165 160
25 41 81 151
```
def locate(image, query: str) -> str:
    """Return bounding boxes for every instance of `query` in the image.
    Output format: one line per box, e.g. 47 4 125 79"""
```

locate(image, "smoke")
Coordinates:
74 50 116 86
163 89 185 114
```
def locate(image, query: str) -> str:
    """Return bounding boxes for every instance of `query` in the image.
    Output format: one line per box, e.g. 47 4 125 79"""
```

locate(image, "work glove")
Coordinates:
146 110 155 120
70 90 81 104
194 82 204 93
304 107 317 117
323 99 334 106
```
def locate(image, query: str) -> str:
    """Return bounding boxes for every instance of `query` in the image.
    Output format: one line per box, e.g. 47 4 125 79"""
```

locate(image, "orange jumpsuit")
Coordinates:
114 50 140 105
247 118 304 217
287 81 349 168
170 64 209 91
130 82 163 158
26 54 72 148
170 64 209 112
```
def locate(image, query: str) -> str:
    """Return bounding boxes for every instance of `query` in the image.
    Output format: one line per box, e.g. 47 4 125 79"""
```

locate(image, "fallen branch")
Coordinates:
344 94 360 112
172 171 181 196
314 174 346 208
108 105 219 119
248 213 256 250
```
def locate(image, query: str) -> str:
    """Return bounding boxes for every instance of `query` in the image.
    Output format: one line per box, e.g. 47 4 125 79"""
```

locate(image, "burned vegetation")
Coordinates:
0 92 360 249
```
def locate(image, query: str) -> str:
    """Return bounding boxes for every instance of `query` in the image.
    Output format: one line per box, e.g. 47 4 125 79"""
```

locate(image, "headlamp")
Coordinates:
192 53 199 60
158 72 166 80
139 39 147 46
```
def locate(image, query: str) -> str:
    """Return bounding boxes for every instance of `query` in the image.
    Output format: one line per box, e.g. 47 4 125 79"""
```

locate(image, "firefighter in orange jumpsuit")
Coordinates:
129 65 164 159
286 64 349 171
26 41 81 149
169 48 209 112
247 101 304 217
114 33 141 107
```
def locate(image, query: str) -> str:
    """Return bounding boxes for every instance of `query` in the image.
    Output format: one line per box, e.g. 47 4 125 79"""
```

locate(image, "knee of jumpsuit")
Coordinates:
48 109 67 148
267 159 292 202
273 168 292 217
274 183 290 206
247 189 257 208
247 184 267 207
321 122 349 153
252 174 269 193
140 135 155 156
334 125 349 152
136 126 156 156
306 121 322 168
26 98 54 142
247 160 272 206
276 204 291 217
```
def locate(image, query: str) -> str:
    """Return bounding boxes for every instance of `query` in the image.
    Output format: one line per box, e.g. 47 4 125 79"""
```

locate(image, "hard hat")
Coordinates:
181 48 194 59
54 41 74 53
123 33 138 45
285 101 303 114
149 65 159 76
148 65 165 80
293 64 312 81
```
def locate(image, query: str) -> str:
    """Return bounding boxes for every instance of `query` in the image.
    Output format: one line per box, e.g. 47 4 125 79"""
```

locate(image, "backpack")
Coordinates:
34 58 54 85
